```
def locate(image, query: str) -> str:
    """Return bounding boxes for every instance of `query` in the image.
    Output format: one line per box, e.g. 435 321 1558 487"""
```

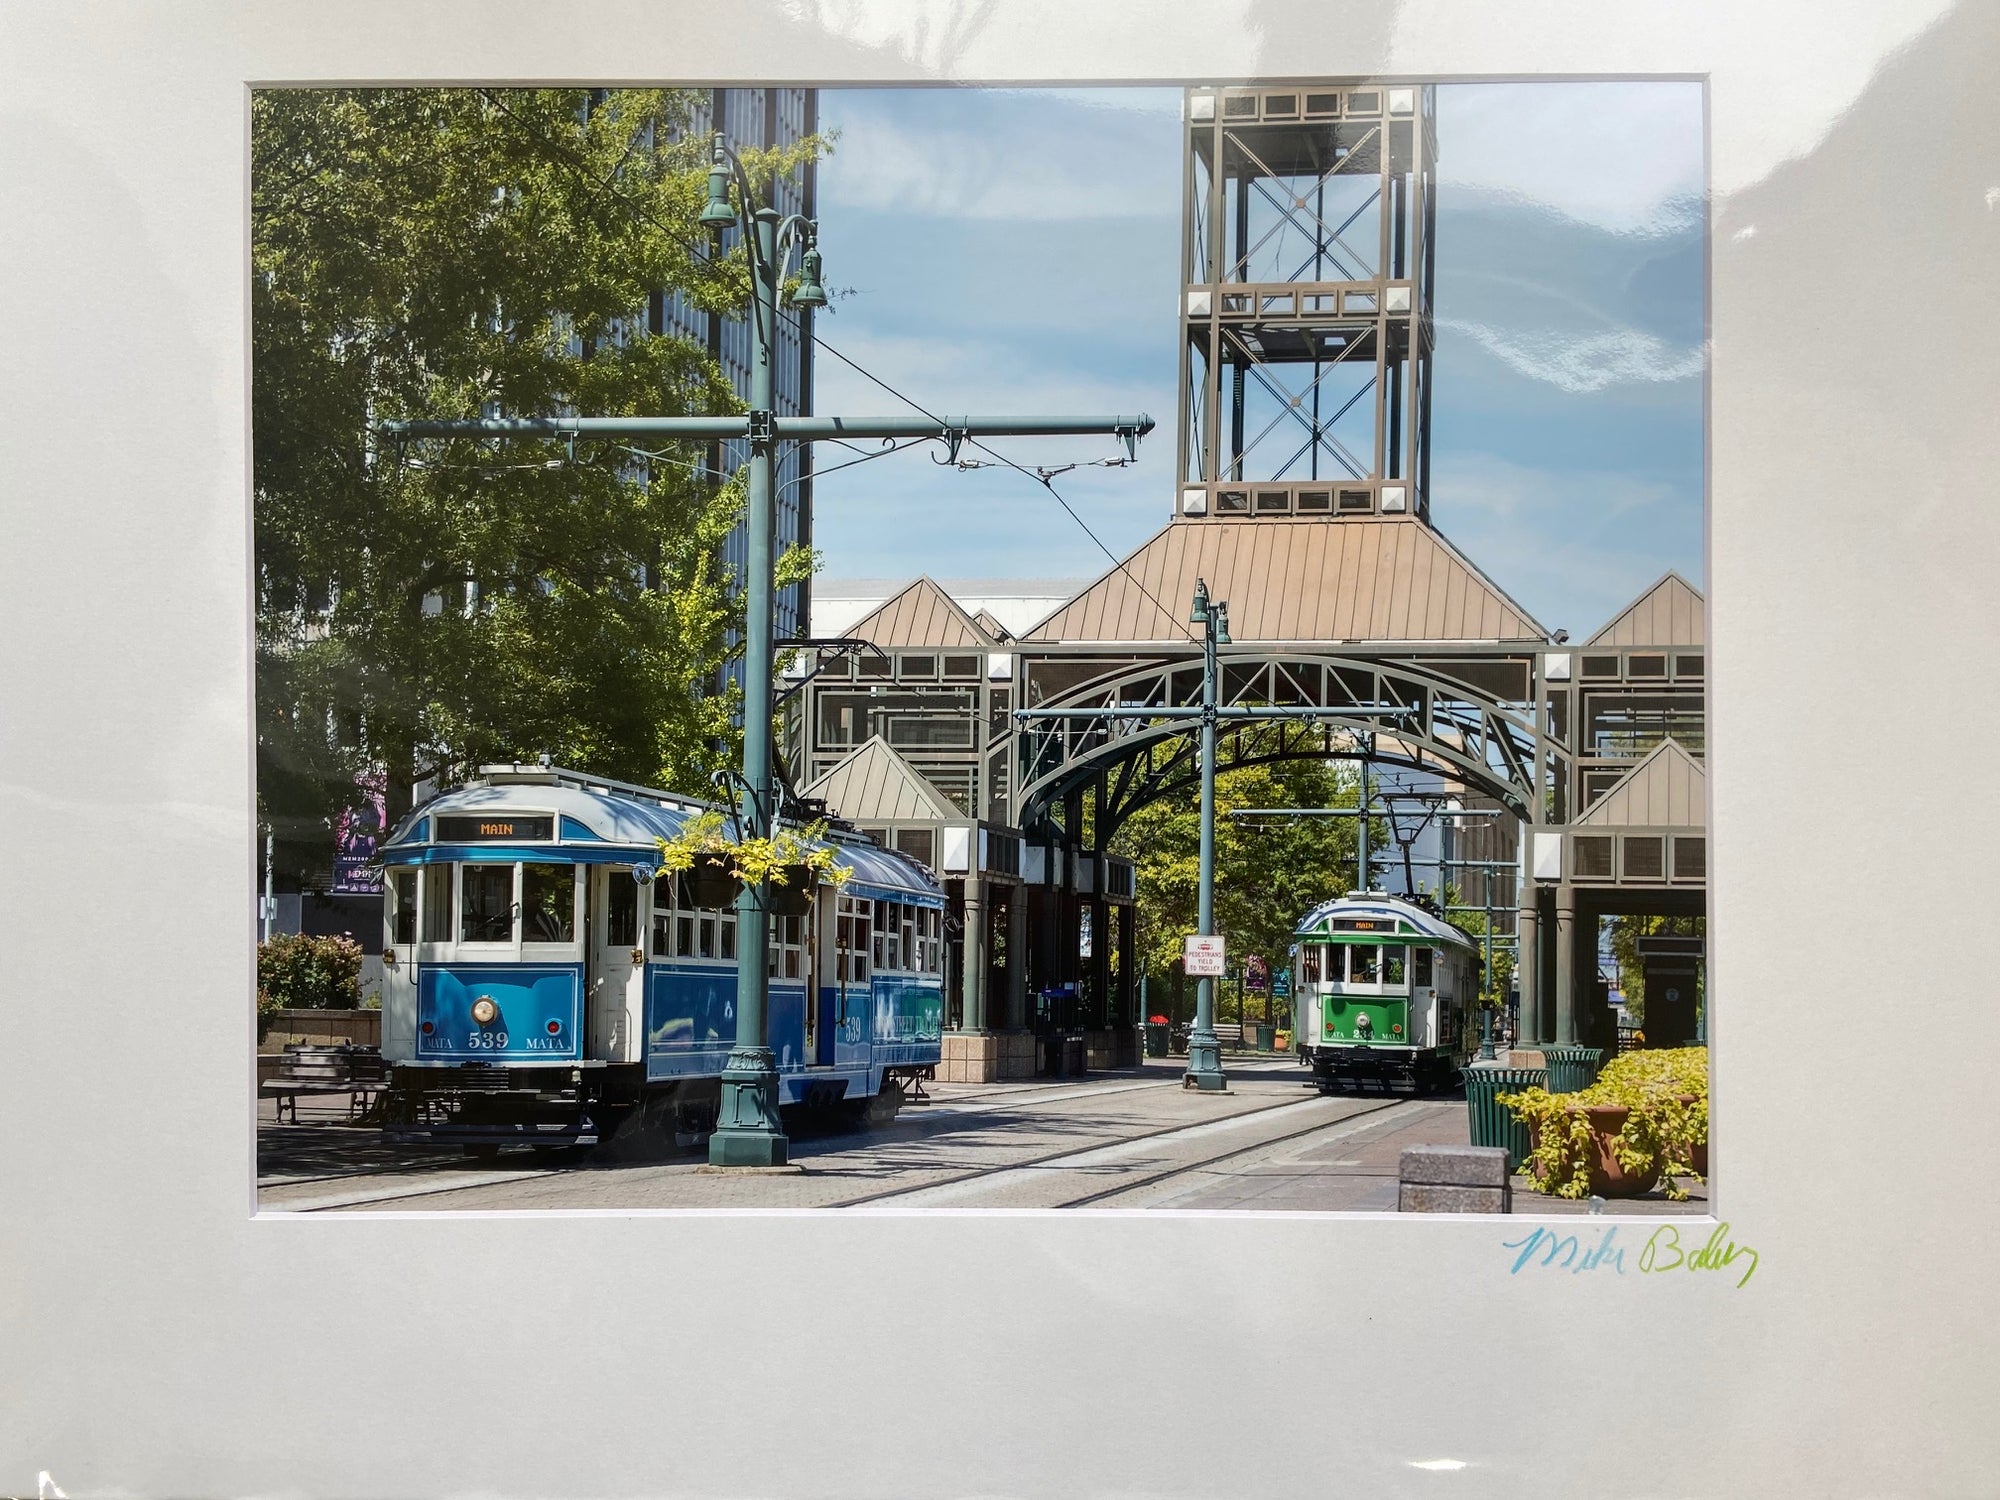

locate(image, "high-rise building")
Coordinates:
649 87 819 648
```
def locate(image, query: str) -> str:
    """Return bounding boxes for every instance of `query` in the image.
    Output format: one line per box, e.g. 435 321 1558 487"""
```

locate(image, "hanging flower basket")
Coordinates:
656 810 850 916
765 863 817 917
682 852 741 911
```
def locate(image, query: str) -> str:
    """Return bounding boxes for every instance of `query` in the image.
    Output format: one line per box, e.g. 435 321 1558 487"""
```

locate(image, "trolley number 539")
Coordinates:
464 1031 510 1049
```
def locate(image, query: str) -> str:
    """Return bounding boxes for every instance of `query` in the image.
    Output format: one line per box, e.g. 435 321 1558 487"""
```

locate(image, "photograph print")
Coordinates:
252 78 1710 1215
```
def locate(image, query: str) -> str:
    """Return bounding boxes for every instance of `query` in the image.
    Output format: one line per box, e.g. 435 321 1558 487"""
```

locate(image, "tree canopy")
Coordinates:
1110 739 1388 986
252 88 824 869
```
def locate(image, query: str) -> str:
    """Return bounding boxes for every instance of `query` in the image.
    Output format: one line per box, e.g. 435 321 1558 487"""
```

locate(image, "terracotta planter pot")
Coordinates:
1670 1093 1708 1177
1583 1105 1661 1198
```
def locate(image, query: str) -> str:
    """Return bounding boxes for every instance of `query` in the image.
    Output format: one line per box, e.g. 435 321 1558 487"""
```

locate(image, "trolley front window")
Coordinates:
521 863 575 943
421 863 453 942
388 870 417 945
1382 945 1407 986
461 864 515 943
1348 946 1378 984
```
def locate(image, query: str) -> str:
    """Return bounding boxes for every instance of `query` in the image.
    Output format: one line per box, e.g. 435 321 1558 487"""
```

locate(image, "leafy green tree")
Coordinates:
252 88 824 864
1111 737 1388 1002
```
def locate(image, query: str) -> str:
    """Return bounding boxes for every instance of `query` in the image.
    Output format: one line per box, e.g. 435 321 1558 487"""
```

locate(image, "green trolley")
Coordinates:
1293 891 1481 1095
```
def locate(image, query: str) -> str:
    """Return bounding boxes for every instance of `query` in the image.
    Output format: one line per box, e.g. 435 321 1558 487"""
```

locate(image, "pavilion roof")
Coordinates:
803 736 961 824
1023 517 1547 644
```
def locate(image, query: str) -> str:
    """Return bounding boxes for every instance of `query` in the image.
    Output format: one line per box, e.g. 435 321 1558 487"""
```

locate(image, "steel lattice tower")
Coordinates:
1177 83 1436 524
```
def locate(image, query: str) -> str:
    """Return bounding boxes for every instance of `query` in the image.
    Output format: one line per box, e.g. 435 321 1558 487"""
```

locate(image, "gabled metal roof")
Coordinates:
845 576 995 650
1585 570 1705 649
1023 517 1547 644
1575 739 1707 829
803 736 962 824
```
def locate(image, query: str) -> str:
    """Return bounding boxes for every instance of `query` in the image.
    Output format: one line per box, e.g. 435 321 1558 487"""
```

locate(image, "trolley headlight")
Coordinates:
470 996 500 1026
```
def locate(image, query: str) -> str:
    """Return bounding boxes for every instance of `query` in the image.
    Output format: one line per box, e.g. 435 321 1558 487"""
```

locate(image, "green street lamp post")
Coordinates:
1183 578 1229 1092
700 138 827 1166
384 133 1155 1168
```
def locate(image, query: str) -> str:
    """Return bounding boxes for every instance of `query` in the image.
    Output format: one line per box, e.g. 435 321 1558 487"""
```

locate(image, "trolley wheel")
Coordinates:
865 1079 906 1126
462 1143 502 1162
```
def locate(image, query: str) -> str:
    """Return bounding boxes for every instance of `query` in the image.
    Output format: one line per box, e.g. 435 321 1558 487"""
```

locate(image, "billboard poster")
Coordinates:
331 770 386 895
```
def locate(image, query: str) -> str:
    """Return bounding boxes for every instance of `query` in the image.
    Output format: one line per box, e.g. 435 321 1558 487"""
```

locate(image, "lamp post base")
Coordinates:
1183 1033 1228 1091
709 1049 789 1167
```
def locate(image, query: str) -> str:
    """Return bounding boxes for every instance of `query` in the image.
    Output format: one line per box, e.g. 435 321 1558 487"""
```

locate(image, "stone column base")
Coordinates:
996 1029 1038 1080
1504 1048 1547 1069
940 1032 1001 1083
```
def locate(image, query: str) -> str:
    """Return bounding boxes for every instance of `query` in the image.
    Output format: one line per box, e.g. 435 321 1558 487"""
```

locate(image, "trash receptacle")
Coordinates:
1542 1045 1605 1095
1144 1022 1170 1058
1253 1023 1276 1052
1464 1065 1545 1171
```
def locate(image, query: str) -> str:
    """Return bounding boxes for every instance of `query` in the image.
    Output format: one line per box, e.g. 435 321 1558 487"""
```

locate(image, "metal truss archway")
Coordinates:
1014 650 1560 841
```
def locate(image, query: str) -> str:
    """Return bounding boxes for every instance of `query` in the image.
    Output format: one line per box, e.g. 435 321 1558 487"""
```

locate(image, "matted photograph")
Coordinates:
13 1 2000 1495
252 77 1711 1216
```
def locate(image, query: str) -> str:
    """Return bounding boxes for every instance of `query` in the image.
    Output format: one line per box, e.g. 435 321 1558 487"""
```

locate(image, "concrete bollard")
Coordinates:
1397 1144 1511 1213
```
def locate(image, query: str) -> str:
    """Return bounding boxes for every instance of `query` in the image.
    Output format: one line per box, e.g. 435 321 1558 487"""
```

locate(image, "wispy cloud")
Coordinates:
820 89 1182 221
1429 451 1701 633
1438 317 1705 395
1440 83 1705 237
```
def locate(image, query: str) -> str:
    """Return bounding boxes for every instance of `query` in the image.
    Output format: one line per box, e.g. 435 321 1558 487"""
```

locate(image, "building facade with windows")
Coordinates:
651 87 819 644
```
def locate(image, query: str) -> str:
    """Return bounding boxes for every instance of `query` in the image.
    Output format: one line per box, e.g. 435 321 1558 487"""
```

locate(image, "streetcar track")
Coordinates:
258 1154 484 1190
267 1163 594 1213
825 1091 1369 1208
259 1078 1188 1199
264 1076 1363 1212
1053 1098 1417 1208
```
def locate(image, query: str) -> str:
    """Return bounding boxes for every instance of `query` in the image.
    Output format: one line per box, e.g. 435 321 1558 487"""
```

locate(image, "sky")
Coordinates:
807 82 1706 638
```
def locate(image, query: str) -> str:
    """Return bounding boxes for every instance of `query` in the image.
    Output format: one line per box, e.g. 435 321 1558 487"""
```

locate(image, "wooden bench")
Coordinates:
1166 1022 1244 1051
260 1046 387 1123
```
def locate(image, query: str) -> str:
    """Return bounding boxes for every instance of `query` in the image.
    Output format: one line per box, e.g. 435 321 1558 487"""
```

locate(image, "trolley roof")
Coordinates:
1293 892 1479 949
377 766 942 907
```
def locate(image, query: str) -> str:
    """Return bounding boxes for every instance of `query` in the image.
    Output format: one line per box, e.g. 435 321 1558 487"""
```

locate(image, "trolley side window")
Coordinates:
1413 947 1434 987
838 895 872 993
421 863 453 942
873 900 897 971
650 880 675 957
1382 945 1407 986
767 912 804 979
521 863 575 944
460 864 516 943
388 870 417 946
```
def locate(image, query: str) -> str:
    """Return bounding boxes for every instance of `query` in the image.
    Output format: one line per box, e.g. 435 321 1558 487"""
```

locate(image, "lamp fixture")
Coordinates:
699 135 737 233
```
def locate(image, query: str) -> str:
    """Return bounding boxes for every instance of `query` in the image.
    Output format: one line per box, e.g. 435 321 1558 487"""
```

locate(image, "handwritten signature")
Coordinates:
1502 1222 1759 1287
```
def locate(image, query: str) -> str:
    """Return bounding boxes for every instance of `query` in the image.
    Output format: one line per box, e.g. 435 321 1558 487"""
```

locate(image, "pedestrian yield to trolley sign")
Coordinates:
1184 935 1226 976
